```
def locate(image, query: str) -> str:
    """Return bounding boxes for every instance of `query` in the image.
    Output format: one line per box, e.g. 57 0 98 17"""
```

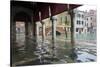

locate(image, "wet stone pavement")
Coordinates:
12 33 97 66
75 42 96 62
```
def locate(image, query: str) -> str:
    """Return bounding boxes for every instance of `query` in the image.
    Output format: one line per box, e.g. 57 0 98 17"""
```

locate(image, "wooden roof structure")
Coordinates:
11 1 82 22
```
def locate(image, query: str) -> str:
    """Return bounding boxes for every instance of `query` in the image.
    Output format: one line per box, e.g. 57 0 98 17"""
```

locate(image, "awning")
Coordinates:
11 1 82 22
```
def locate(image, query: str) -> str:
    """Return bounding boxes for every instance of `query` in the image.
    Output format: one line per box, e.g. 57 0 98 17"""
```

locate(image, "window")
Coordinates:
87 18 88 21
91 17 92 20
79 21 80 25
82 21 84 25
76 28 78 32
82 15 84 18
77 20 79 24
87 28 89 32
81 28 83 32
85 22 87 26
91 23 93 27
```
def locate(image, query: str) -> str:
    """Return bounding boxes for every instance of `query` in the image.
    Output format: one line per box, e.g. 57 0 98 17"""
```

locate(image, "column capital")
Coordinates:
50 16 57 21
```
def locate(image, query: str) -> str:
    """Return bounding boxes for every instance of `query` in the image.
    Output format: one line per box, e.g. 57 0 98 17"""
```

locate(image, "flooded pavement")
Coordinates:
12 33 97 66
56 42 96 63
76 51 96 62
75 42 96 63
50 33 97 63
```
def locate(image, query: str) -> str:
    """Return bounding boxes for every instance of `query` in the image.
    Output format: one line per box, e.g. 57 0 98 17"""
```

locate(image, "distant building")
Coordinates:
74 9 96 40
37 11 71 36
85 10 96 34
74 10 87 35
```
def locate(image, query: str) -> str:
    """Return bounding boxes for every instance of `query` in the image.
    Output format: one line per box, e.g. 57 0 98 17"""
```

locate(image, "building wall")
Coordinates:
74 9 86 35
85 10 97 33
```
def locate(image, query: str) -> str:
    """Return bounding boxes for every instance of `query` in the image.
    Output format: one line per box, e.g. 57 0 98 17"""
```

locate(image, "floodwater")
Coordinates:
12 33 97 66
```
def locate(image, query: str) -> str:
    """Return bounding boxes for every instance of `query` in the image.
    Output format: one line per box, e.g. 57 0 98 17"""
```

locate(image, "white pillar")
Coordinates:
39 11 45 44
69 10 75 48
52 17 57 44
42 22 45 42
36 22 39 43
51 16 57 57
49 6 57 57
41 22 46 46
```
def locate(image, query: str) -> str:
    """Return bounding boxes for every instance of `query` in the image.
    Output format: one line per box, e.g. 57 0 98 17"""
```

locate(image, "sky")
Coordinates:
77 5 97 11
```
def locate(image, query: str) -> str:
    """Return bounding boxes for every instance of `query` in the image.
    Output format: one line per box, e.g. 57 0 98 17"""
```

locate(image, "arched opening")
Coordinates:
16 21 25 47
12 11 32 63
14 12 31 48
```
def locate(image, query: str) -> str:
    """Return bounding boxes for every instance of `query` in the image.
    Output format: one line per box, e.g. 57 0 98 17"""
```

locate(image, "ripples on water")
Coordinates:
13 33 96 66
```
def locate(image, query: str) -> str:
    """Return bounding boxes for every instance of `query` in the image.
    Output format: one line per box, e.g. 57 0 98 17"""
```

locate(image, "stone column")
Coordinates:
36 22 39 43
25 20 37 58
25 22 29 57
28 22 33 38
39 11 46 45
25 22 29 39
69 10 75 47
51 17 57 45
49 6 57 57
51 16 57 57
41 22 45 43
69 10 77 61
31 16 37 51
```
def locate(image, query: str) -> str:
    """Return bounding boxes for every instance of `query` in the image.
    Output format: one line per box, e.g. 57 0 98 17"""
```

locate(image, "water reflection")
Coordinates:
13 32 96 66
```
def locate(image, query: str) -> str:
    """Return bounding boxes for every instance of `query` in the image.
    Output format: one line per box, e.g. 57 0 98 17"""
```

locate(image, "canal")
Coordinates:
12 32 96 66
